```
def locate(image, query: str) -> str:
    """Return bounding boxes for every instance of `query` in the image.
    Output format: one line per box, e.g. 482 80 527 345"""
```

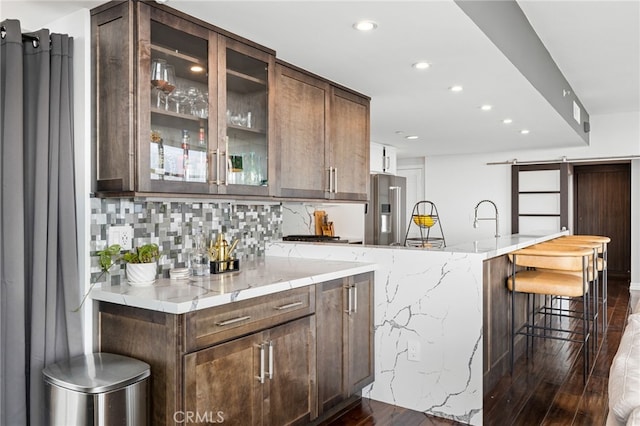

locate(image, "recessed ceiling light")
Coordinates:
353 21 377 31
520 129 530 135
190 65 205 73
412 62 430 70
405 135 419 140
480 105 492 111
502 118 513 124
449 85 463 92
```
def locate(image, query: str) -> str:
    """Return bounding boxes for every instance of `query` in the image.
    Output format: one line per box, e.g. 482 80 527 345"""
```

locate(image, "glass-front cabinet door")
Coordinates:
218 37 274 196
138 5 216 193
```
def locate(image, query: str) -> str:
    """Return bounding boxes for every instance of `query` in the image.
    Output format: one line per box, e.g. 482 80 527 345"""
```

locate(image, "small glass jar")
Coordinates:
190 227 209 277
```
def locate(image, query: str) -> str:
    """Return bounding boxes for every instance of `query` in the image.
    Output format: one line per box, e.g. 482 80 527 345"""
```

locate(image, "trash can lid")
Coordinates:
43 353 150 394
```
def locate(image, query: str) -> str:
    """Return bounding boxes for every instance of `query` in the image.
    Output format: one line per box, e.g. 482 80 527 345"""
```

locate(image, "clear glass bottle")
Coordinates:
190 226 209 277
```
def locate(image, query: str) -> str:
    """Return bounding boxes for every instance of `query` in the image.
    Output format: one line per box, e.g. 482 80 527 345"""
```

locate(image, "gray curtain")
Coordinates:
1 19 83 425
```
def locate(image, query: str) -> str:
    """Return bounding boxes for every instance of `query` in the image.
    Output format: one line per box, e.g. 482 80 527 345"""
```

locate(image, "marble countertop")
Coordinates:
439 230 569 258
277 230 568 259
91 256 376 314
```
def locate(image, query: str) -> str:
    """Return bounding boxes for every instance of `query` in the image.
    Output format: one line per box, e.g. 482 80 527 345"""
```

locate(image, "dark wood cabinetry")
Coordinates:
483 255 538 393
92 1 370 201
99 286 314 425
275 62 370 201
316 273 374 416
98 274 374 425
184 315 316 426
275 64 330 199
329 88 370 201
91 1 275 197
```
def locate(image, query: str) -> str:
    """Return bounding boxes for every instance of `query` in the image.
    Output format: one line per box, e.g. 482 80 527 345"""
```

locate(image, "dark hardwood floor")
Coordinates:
327 277 631 426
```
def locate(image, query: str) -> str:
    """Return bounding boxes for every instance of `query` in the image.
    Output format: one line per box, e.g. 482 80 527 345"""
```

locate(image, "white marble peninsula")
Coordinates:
266 230 568 425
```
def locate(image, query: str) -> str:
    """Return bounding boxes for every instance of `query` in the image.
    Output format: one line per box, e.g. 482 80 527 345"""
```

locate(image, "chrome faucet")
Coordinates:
473 200 500 237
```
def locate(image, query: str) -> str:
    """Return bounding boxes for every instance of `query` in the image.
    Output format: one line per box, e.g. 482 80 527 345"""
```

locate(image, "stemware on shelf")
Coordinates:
150 59 176 109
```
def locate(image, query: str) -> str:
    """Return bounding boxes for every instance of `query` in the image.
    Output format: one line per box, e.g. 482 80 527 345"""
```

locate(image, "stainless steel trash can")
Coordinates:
43 352 150 426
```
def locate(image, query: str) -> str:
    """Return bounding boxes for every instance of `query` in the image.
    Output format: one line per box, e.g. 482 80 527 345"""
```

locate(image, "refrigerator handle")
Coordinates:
390 186 402 245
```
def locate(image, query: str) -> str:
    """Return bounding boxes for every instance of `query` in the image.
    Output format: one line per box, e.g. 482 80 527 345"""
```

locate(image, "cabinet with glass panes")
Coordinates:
217 36 274 196
92 1 274 196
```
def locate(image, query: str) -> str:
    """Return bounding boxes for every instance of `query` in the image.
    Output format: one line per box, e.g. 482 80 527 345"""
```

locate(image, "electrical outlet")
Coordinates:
108 225 133 250
408 340 421 362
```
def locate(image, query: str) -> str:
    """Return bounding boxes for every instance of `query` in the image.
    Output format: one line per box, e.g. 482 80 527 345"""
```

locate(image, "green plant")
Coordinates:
98 243 160 271
123 243 160 264
74 243 161 312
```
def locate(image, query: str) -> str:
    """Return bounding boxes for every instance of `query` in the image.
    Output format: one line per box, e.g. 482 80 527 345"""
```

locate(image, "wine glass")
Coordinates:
151 59 169 108
169 85 188 114
150 59 176 109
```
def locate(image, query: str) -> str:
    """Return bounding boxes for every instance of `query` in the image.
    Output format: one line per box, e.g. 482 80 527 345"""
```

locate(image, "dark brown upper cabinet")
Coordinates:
92 1 275 197
275 63 370 201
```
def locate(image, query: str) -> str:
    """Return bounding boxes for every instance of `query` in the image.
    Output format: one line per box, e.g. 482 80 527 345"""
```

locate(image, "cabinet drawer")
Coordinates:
185 286 315 351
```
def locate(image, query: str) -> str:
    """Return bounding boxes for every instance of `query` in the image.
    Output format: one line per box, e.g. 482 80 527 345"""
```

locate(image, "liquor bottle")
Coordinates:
198 126 205 146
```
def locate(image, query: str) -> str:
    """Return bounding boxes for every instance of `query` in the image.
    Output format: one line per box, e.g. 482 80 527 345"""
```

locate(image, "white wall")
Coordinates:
41 9 94 354
424 110 640 284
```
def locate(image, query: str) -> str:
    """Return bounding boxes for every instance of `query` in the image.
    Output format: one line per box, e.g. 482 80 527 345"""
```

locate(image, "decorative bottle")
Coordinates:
190 226 209 277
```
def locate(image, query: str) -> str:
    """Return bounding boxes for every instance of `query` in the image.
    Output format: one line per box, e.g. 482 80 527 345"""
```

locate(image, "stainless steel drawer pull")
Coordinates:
345 286 352 314
274 301 303 311
215 315 251 326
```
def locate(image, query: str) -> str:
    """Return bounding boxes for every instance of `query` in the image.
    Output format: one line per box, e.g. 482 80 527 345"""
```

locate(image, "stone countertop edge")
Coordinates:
90 257 377 314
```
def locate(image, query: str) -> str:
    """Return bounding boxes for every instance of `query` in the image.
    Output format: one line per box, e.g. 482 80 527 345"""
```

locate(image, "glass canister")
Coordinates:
190 227 209 276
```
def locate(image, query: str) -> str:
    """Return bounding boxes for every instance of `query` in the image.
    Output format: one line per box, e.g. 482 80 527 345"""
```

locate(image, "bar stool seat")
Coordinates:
507 269 587 297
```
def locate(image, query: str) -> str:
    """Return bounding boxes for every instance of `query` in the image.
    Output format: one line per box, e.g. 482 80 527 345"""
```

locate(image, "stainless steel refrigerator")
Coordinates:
365 174 406 245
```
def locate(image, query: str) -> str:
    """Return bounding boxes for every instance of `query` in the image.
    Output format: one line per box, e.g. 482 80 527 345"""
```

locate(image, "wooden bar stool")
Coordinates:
556 235 610 332
507 245 593 383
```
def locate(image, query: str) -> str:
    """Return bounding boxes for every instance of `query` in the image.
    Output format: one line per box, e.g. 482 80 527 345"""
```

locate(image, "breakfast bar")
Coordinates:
266 230 568 425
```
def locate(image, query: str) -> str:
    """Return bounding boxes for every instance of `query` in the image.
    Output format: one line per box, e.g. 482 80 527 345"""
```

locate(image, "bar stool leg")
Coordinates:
510 259 516 375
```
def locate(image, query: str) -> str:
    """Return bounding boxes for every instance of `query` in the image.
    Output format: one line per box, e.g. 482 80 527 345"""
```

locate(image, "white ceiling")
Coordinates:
4 0 639 158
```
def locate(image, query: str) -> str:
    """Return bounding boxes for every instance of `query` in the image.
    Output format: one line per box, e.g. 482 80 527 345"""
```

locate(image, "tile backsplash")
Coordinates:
90 198 282 286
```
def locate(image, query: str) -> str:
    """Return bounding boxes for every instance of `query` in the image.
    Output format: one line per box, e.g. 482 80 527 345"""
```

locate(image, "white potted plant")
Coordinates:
98 243 161 286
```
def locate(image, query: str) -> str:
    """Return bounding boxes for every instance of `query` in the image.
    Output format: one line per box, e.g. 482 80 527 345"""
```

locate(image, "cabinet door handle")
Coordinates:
216 149 222 185
384 156 390 171
256 343 265 383
207 149 218 185
223 136 229 186
353 285 358 314
326 167 333 192
274 301 303 311
345 286 352 315
333 167 338 193
215 315 251 326
267 341 274 380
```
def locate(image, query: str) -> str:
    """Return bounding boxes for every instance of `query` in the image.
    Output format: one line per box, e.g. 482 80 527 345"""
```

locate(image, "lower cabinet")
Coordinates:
184 316 316 426
98 273 373 426
316 272 374 416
